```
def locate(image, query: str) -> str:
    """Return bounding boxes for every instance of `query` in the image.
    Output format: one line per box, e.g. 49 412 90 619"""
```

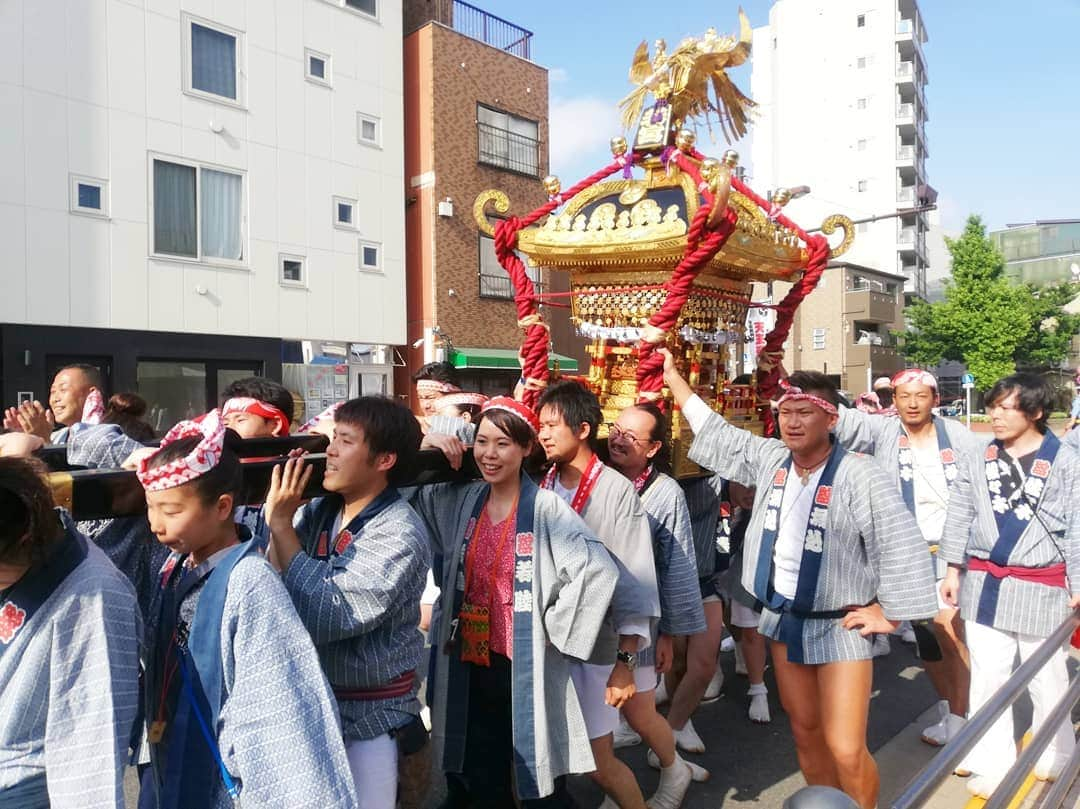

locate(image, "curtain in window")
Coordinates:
201 169 243 260
192 23 236 99
153 161 197 257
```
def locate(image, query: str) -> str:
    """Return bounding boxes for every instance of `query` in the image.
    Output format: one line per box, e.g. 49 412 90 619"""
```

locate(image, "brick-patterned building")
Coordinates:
398 1 582 405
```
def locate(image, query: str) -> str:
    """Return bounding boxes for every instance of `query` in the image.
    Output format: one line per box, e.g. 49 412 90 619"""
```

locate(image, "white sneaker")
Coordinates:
654 678 670 706
647 749 710 782
872 635 891 657
966 774 1001 798
720 635 736 653
673 718 705 754
733 642 748 676
747 683 771 724
921 700 966 747
701 665 724 702
645 753 693 809
614 716 642 749
1034 757 1068 781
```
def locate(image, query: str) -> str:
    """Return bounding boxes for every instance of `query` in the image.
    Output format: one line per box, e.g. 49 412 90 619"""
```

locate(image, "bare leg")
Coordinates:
818 659 877 809
588 734 647 809
667 601 724 730
770 642 840 788
664 636 689 698
623 689 677 767
933 607 970 717
740 626 768 686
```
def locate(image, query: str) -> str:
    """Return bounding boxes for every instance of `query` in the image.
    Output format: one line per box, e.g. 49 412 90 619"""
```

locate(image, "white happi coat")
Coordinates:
688 407 938 663
0 518 141 808
409 479 618 800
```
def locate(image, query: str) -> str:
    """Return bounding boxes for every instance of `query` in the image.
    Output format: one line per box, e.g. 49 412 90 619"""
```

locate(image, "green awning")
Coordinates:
450 347 579 373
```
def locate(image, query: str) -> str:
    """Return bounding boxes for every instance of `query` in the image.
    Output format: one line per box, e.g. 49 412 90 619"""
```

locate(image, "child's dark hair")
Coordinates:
0 457 64 566
985 373 1053 432
335 396 421 486
144 429 243 505
411 361 460 387
537 380 602 449
631 402 672 474
104 392 156 442
221 377 295 425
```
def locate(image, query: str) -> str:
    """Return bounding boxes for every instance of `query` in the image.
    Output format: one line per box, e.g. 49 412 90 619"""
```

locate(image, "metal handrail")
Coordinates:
1040 740 1080 809
890 607 1080 809
984 674 1080 809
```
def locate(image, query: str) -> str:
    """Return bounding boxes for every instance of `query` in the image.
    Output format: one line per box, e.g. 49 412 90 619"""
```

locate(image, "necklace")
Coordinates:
792 450 831 485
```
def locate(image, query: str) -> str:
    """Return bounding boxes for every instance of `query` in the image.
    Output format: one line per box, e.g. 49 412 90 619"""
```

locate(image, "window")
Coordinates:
477 105 540 177
357 113 381 147
183 15 243 105
305 49 331 86
359 241 381 272
857 14 866 27
345 0 377 16
856 97 868 110
334 196 357 230
151 157 245 263
857 179 868 192
812 328 826 350
857 138 867 151
479 234 541 299
857 57 866 69
280 254 306 287
69 174 109 218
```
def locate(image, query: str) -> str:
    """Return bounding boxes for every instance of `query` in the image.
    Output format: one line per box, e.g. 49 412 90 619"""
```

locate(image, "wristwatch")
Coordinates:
616 649 637 671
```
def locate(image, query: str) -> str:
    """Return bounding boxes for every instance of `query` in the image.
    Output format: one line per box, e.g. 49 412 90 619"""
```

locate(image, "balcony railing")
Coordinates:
479 272 544 300
896 143 914 161
896 60 913 80
896 101 914 119
897 187 915 205
452 0 533 60
898 226 916 245
478 122 541 176
896 19 913 36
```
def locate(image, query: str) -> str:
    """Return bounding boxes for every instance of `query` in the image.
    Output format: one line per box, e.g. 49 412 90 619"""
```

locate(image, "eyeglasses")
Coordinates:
606 423 652 446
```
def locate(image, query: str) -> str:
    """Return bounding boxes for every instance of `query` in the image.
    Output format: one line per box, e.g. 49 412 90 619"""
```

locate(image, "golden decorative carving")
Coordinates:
821 214 855 258
49 472 74 513
473 190 511 237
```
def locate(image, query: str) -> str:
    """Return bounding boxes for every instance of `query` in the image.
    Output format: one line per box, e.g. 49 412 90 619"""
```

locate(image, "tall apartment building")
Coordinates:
989 220 1080 287
0 0 404 425
399 0 581 406
750 0 931 300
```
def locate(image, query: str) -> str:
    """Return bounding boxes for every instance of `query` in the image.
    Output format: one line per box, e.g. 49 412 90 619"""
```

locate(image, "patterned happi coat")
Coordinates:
940 433 1080 637
0 514 141 808
688 411 938 663
638 471 706 669
408 474 618 800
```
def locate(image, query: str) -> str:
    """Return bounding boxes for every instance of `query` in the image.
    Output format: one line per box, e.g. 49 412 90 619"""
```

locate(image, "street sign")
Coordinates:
962 380 975 390
961 373 975 387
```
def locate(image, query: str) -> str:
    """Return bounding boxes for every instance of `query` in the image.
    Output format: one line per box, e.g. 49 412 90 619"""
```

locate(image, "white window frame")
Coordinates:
857 56 867 69
857 138 867 151
181 13 246 108
812 328 826 351
279 253 307 288
69 174 109 219
357 113 382 148
322 0 380 22
148 152 248 268
305 48 332 87
333 196 358 230
857 13 866 27
359 240 382 273
857 179 868 192
856 97 868 110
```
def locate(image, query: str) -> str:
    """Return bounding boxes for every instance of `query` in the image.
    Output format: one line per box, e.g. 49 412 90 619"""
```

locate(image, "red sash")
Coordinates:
333 670 416 701
967 557 1067 588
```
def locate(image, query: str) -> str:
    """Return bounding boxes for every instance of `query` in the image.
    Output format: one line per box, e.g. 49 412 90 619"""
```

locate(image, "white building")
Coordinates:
0 0 403 419
749 0 930 300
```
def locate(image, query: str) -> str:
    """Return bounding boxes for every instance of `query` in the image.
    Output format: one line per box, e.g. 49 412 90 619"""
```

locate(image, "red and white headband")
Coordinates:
482 396 540 433
82 388 105 425
891 369 938 390
435 392 488 411
297 401 343 434
137 409 226 492
776 379 839 417
222 396 291 436
416 379 460 396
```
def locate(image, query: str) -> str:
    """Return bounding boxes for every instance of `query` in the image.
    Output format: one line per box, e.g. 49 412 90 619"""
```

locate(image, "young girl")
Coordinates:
413 397 619 806
0 457 140 808
136 410 358 809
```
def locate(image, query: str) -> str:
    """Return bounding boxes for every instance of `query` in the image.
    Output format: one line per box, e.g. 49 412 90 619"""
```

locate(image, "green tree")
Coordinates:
898 215 1042 391
1013 281 1080 370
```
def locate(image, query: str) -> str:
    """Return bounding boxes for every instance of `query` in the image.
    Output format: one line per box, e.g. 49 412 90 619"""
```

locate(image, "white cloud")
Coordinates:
548 95 623 180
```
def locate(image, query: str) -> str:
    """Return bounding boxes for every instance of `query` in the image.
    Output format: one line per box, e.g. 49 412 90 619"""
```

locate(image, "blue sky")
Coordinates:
474 0 1080 234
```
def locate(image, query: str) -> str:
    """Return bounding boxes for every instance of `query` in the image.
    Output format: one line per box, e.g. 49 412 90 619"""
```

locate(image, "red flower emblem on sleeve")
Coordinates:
0 602 27 644
773 469 787 486
1032 459 1051 478
940 449 955 464
814 486 833 507
316 531 329 558
985 445 998 461
333 530 353 556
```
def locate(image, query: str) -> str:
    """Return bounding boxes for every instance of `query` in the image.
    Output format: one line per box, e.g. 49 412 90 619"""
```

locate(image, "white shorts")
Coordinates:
570 661 658 740
702 594 722 604
345 734 398 809
731 600 761 629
